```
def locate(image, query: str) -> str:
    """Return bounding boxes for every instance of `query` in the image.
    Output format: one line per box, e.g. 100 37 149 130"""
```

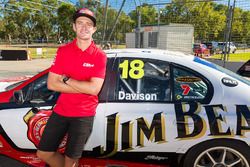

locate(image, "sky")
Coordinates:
1 0 249 16
69 0 250 13
70 0 174 12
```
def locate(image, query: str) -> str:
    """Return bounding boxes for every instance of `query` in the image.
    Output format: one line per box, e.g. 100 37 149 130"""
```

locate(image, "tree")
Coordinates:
57 3 75 42
2 0 20 43
241 11 250 44
160 0 226 42
0 18 4 39
114 12 135 43
231 7 244 43
129 3 158 26
3 19 19 43
76 0 99 10
73 0 133 43
34 0 58 42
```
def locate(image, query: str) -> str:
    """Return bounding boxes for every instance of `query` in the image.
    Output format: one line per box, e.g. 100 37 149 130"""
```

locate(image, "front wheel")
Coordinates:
183 139 250 167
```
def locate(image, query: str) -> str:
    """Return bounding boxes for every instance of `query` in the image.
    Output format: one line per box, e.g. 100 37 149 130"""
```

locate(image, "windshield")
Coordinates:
193 57 250 86
5 80 25 91
237 60 250 77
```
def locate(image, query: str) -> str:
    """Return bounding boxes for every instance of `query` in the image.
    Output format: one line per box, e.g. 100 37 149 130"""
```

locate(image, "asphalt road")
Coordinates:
209 59 244 72
0 58 245 79
0 58 52 79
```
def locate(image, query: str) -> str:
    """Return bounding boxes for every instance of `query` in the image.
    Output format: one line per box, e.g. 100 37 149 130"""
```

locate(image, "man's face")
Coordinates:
73 17 96 41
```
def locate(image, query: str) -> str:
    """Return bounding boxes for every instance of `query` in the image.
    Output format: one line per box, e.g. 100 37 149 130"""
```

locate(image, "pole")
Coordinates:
228 0 236 57
157 8 161 47
136 7 141 48
107 0 126 41
223 0 232 67
102 0 109 43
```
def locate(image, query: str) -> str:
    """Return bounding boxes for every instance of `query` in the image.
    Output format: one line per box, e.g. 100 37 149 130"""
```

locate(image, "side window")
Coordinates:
173 66 211 103
116 58 170 102
26 74 59 103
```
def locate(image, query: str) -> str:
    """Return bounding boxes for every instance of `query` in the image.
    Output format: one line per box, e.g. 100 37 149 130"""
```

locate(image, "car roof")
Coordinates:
103 48 236 81
103 49 200 72
104 48 192 60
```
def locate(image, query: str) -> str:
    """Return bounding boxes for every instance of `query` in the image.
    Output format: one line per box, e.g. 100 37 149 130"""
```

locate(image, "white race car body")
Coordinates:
0 49 250 167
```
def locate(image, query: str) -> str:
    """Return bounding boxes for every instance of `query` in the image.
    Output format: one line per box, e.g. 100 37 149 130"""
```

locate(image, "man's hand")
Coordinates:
47 72 79 93
66 77 104 95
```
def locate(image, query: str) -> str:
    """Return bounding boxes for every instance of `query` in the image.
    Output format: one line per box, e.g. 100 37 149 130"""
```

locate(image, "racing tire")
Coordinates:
182 139 250 167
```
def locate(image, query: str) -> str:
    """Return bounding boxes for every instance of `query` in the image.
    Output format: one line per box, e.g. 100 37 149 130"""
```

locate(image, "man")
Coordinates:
37 8 107 167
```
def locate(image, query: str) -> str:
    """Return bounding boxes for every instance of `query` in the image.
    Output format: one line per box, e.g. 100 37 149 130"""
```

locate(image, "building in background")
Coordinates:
126 24 194 54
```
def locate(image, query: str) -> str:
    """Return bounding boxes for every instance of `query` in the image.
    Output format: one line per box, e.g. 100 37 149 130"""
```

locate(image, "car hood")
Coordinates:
0 76 31 92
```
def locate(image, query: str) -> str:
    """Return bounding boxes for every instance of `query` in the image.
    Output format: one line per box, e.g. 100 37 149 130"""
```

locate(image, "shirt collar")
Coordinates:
73 39 95 55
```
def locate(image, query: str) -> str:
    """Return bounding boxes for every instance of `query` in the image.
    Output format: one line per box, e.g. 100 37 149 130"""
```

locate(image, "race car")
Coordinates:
0 49 250 167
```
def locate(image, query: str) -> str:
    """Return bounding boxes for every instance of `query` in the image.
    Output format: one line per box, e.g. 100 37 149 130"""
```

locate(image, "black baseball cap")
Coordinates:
73 8 96 27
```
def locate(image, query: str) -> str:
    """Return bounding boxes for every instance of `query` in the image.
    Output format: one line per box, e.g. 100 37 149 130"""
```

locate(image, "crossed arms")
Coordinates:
47 72 104 95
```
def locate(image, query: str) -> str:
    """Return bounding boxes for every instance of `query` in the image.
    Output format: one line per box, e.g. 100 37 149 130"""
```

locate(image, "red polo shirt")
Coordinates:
50 39 107 117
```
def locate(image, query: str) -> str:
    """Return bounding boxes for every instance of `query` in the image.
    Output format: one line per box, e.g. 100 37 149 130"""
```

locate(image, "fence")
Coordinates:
129 0 250 60
1 0 250 60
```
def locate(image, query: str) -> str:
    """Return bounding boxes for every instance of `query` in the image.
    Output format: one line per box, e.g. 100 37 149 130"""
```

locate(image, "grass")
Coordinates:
26 46 250 61
209 52 250 62
28 44 127 59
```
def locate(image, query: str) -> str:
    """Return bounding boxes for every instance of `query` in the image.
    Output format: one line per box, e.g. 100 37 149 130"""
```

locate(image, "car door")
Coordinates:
0 73 58 149
83 57 115 152
98 54 214 163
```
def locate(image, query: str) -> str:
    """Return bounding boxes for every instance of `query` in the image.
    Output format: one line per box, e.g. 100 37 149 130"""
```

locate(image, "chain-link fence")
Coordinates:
125 0 249 59
1 0 250 59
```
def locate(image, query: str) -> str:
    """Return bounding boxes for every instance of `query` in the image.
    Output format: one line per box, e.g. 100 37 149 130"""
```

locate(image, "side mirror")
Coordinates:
13 90 24 104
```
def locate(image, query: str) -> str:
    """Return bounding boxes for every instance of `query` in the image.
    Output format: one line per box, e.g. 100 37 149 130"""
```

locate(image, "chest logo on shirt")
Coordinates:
83 62 94 68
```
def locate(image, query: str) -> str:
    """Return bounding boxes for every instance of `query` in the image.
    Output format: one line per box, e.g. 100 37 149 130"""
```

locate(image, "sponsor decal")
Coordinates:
193 57 217 69
118 91 157 101
221 77 238 87
176 76 201 83
119 59 144 79
144 155 168 161
21 103 250 160
180 84 191 95
23 108 67 151
176 95 182 100
83 62 94 67
93 103 250 158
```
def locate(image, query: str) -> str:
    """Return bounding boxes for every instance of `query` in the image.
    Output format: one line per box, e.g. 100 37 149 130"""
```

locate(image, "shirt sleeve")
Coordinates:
93 51 107 79
50 47 64 75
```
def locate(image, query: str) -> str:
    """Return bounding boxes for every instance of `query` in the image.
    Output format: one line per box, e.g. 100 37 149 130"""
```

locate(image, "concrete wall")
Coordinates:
126 33 136 48
126 24 194 54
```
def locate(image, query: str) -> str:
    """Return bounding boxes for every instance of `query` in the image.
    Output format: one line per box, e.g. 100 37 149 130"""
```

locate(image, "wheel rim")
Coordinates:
193 146 249 167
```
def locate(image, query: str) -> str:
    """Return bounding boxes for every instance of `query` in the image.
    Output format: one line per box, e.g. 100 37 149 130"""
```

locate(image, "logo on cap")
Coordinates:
78 8 94 17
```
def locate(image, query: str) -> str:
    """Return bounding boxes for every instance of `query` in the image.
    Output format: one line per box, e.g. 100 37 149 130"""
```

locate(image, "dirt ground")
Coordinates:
0 58 52 79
